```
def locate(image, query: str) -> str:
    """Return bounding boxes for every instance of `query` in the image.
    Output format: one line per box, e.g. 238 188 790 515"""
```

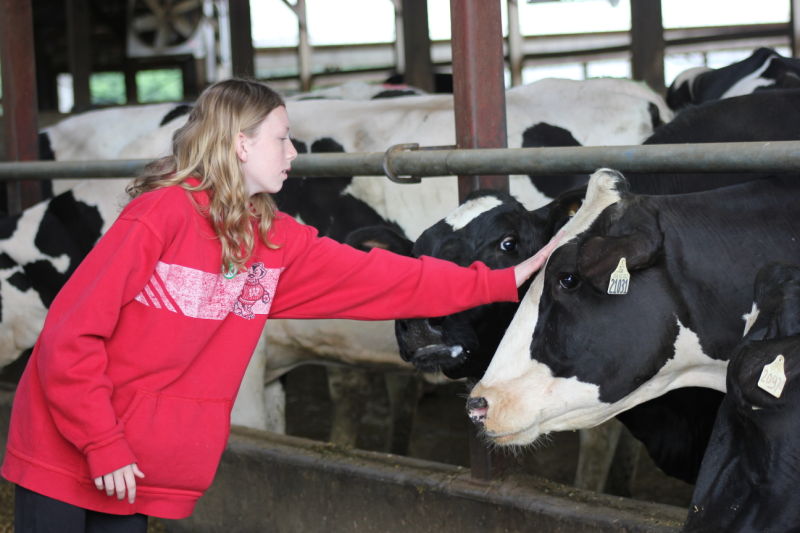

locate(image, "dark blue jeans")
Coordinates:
14 485 148 533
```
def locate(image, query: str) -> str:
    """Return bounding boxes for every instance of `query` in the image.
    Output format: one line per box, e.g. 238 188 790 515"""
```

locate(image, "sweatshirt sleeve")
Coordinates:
268 217 519 320
35 213 167 479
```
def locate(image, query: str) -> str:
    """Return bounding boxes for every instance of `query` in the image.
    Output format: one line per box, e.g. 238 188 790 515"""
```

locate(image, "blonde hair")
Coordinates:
128 78 285 274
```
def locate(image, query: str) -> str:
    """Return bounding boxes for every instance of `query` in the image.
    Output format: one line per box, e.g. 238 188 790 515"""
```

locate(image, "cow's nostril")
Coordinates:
467 397 488 411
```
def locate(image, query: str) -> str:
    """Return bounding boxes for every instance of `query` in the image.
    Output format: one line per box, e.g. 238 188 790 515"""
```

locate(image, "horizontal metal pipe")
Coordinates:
1 141 800 180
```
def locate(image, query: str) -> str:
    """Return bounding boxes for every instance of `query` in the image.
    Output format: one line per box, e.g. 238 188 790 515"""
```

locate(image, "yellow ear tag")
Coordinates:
758 354 787 398
607 257 630 295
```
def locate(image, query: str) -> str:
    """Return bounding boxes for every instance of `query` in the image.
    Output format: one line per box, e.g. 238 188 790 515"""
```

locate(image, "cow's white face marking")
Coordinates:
742 302 760 337
471 169 728 446
473 318 727 446
720 54 778 100
671 66 712 97
444 196 503 231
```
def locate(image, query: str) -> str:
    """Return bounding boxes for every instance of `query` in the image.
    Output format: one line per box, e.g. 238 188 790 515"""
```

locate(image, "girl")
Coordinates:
3 78 556 532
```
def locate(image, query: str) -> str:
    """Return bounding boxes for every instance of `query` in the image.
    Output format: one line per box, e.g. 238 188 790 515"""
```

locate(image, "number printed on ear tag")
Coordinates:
758 354 787 398
607 257 630 295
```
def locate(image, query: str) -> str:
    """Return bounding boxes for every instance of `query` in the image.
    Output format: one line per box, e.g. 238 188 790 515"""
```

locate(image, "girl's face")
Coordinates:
237 105 298 196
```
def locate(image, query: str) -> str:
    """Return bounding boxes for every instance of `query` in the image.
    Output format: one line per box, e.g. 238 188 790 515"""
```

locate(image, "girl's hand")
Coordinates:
513 232 563 288
94 463 145 504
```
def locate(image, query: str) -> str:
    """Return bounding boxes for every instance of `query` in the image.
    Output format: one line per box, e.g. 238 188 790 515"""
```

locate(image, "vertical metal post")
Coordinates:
450 0 509 481
630 0 665 94
791 0 800 57
507 0 524 87
229 0 255 78
392 0 406 75
450 0 509 206
0 0 42 213
66 0 92 112
401 0 434 92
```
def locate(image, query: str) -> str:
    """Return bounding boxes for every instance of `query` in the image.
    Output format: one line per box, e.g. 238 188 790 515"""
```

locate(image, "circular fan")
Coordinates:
127 0 205 56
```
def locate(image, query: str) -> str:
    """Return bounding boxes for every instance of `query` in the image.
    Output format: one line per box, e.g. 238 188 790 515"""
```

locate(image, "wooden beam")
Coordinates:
630 0 665 94
400 0 434 92
451 0 509 203
66 0 92 112
0 0 43 212
229 0 255 77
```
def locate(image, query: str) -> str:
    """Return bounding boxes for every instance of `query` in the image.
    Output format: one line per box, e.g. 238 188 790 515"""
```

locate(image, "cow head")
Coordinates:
685 262 800 532
393 189 583 380
467 169 728 445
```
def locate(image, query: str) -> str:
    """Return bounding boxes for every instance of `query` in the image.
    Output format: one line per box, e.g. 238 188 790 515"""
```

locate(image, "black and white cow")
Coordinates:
2 78 670 445
398 87 800 383
466 170 800 481
684 262 800 532
666 47 800 112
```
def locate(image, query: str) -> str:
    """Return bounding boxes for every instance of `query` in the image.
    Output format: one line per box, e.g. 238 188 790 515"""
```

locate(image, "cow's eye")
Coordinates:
499 236 516 252
558 272 580 290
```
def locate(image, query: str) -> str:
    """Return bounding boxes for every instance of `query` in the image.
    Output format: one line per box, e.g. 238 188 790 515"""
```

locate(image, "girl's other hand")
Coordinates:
94 463 145 504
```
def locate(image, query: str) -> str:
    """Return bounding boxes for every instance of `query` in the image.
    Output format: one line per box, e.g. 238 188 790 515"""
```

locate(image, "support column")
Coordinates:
0 0 43 213
450 0 509 204
66 0 92 112
791 0 800 57
630 0 665 94
450 0 509 481
401 0 434 92
507 0 524 87
229 0 255 77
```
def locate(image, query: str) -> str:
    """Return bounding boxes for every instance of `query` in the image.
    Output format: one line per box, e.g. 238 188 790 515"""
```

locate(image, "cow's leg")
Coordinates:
231 334 286 433
383 373 423 455
573 419 623 492
603 425 642 497
326 366 371 447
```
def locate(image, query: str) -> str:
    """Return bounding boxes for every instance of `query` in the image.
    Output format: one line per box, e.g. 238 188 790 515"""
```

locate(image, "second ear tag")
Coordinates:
607 257 630 295
758 354 786 398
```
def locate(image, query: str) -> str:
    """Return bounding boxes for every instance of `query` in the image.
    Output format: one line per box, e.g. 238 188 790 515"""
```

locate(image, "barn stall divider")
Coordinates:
1 140 799 532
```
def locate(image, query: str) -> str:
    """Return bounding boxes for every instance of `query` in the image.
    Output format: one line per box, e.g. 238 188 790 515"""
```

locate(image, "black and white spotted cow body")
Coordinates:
2 78 670 437
398 87 800 384
468 171 800 463
666 47 800 112
685 263 800 532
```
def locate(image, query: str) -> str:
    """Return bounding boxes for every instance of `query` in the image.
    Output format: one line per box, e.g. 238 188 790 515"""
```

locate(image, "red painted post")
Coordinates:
450 0 510 204
450 0 511 480
0 0 42 213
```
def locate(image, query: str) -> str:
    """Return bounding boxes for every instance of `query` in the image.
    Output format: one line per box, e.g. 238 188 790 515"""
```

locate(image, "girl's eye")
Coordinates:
499 236 517 252
558 272 580 290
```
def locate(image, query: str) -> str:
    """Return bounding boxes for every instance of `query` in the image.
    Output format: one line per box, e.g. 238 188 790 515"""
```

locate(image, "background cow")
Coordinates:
666 47 800 111
467 170 800 482
2 78 670 451
685 262 800 532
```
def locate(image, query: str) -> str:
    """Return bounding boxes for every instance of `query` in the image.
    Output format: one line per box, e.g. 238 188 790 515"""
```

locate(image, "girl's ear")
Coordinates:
236 132 248 162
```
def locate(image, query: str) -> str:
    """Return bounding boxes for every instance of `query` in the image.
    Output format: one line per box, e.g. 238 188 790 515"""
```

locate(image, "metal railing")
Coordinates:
2 141 800 182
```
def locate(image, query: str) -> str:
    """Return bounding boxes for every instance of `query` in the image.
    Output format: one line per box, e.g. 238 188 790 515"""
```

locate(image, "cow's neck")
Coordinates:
655 176 800 362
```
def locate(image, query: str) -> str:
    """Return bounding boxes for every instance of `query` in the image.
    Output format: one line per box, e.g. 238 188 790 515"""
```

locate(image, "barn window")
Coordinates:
90 72 126 106
136 69 183 103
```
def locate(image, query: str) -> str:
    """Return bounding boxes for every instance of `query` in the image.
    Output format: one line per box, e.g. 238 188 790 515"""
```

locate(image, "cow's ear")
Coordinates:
751 264 800 339
577 205 663 294
345 225 413 256
529 186 586 246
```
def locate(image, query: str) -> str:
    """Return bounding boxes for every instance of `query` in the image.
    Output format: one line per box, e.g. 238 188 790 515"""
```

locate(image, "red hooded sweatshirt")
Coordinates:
1 181 518 519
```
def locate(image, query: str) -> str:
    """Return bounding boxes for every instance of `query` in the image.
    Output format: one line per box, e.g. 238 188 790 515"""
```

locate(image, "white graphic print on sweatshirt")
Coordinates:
134 261 281 320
